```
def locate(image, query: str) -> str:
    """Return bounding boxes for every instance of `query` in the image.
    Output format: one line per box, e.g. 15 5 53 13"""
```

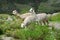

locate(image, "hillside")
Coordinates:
0 0 60 13
0 12 60 40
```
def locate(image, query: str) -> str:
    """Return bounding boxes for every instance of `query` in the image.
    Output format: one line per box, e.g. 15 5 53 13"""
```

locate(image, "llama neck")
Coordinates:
31 10 37 17
14 13 22 18
16 13 20 16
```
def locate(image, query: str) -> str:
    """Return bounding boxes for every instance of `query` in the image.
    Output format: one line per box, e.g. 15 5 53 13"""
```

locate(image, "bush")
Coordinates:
0 14 60 40
51 12 60 22
8 23 49 40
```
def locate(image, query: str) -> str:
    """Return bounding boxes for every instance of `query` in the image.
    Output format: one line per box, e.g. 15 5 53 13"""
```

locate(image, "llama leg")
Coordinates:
46 20 49 25
40 21 42 25
35 21 38 24
25 26 27 29
42 20 46 25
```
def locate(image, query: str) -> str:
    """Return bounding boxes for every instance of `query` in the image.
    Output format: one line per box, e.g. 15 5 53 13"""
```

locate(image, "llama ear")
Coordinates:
29 8 33 12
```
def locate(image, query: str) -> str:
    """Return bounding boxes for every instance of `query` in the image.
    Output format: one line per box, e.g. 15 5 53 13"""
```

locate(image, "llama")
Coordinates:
12 10 32 19
21 13 48 28
21 8 49 28
21 15 37 28
12 8 36 20
37 13 48 25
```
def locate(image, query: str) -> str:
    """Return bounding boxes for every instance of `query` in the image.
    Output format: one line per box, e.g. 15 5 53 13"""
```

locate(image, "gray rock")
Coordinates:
2 37 13 40
48 22 60 29
54 23 60 29
52 13 59 16
6 16 13 21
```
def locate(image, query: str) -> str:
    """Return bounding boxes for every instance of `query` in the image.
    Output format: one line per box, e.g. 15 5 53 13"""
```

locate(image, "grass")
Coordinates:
51 12 60 22
0 12 60 40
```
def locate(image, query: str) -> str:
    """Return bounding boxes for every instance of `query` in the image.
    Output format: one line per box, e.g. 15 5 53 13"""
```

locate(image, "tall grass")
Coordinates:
0 13 60 40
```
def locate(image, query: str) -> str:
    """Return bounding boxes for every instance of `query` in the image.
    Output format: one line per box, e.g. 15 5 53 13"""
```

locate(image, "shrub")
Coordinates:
51 12 60 22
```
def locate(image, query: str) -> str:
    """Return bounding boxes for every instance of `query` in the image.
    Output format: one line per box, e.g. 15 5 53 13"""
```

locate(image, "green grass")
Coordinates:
51 12 60 22
0 13 60 40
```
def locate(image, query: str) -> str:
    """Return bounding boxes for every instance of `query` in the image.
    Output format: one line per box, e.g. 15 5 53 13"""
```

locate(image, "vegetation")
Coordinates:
0 0 60 40
0 0 60 13
0 13 60 40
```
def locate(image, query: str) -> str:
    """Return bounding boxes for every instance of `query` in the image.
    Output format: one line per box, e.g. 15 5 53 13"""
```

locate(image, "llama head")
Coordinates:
29 8 36 15
12 10 18 15
29 8 34 13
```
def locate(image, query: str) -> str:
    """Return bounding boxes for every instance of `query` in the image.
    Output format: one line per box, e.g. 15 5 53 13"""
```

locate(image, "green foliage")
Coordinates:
38 3 55 13
0 14 22 33
51 12 60 22
44 31 56 40
0 13 60 40
0 0 60 14
15 3 32 14
0 0 60 40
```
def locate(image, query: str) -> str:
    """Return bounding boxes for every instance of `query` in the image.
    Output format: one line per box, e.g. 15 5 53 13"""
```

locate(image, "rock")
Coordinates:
52 13 59 16
48 22 60 29
54 23 60 29
2 37 13 40
6 16 13 21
